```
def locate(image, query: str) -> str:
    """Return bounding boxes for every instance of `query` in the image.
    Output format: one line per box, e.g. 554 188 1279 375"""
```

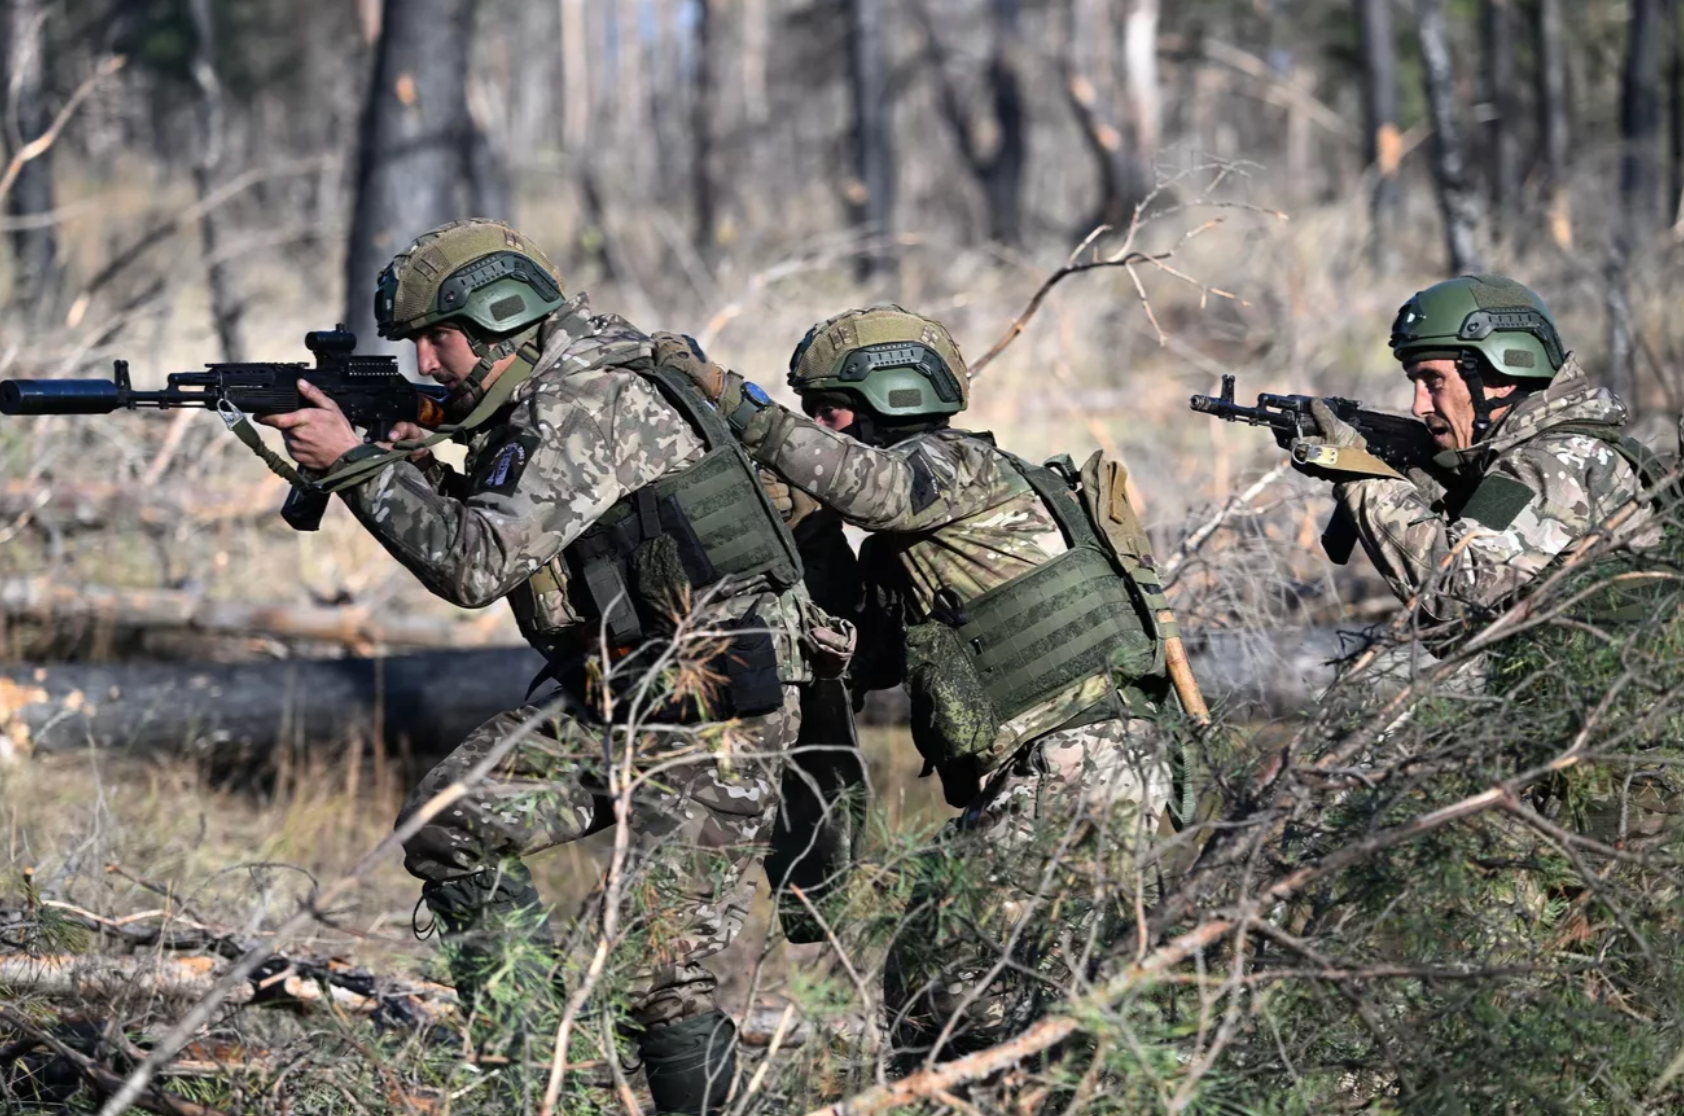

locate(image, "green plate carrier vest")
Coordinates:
561 365 803 651
902 444 1167 773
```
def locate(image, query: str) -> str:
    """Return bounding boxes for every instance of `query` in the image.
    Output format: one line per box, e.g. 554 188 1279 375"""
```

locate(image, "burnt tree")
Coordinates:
1354 0 1400 269
1417 0 1482 274
1621 0 1664 233
1481 0 1517 239
1668 0 1682 223
1535 0 1572 248
343 0 475 355
1065 0 1145 231
693 0 719 260
187 0 244 361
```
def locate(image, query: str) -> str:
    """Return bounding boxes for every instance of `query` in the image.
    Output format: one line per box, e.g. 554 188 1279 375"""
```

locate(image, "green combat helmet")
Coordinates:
375 218 567 405
1389 274 1566 437
788 305 969 438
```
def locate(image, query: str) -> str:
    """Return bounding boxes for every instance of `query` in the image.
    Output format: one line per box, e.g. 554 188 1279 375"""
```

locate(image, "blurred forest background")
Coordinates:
6 0 1684 1111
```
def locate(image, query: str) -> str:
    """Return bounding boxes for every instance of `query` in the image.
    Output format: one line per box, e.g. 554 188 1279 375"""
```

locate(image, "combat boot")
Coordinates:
637 1010 737 1114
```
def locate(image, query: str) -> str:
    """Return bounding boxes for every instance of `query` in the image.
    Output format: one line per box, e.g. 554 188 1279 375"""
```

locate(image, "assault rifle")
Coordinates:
1189 374 1434 475
1190 374 1438 563
0 328 449 531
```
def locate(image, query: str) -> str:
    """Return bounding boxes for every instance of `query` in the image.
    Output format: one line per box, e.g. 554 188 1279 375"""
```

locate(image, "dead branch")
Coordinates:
0 55 124 206
803 769 1542 1115
1160 460 1290 587
0 477 286 532
94 692 575 1116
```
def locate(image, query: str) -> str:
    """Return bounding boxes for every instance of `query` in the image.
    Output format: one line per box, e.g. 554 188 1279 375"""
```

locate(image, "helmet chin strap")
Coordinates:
449 325 540 417
1455 351 1498 443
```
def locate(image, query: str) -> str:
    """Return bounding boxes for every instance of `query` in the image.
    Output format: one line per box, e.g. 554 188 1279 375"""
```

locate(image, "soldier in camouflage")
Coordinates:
657 306 1181 1065
261 219 837 1114
1293 275 1657 628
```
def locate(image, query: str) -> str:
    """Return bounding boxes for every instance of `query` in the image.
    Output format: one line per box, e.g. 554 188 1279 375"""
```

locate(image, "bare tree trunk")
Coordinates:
917 0 1025 246
1667 0 1683 224
2 0 56 323
1121 0 1161 180
463 78 511 221
848 0 894 281
984 0 1025 246
693 0 718 261
1536 0 1573 249
1481 0 1516 242
1355 0 1400 271
1066 0 1142 231
1417 0 1482 275
1621 0 1664 234
742 0 769 128
559 0 589 154
342 0 474 355
648 0 680 194
187 0 244 362
616 0 647 145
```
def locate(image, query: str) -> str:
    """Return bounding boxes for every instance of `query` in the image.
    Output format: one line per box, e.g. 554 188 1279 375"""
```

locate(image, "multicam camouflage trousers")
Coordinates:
883 716 1172 1064
397 686 800 1031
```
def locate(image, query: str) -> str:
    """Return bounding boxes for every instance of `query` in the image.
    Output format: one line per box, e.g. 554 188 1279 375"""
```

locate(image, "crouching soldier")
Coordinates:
262 219 846 1114
658 306 1191 1065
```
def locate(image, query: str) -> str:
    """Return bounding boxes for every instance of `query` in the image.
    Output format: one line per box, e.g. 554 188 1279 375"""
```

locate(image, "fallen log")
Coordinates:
0 577 514 651
0 647 548 762
0 627 1352 763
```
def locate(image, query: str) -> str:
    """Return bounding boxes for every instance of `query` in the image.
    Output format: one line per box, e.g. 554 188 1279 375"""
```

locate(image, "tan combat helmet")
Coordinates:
375 219 567 403
787 305 969 423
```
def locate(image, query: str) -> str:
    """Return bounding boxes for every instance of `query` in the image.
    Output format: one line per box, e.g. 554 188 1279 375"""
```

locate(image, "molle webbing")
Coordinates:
954 547 1150 719
560 365 801 643
1015 453 1174 648
637 365 802 586
946 453 1160 722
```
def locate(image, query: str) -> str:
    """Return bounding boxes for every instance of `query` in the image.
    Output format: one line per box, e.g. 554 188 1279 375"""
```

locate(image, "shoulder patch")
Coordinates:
908 447 940 514
1459 473 1535 531
474 429 541 495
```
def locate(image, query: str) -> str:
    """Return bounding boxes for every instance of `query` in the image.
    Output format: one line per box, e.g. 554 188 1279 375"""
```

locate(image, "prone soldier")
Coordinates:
260 219 843 1114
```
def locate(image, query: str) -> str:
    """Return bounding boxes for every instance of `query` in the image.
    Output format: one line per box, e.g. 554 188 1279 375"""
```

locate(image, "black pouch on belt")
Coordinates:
718 610 783 718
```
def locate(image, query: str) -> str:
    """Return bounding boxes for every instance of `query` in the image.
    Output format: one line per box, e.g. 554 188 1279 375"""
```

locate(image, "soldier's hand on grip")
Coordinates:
259 380 363 471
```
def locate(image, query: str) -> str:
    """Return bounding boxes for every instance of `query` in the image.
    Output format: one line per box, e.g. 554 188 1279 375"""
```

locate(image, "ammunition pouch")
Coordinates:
717 610 784 718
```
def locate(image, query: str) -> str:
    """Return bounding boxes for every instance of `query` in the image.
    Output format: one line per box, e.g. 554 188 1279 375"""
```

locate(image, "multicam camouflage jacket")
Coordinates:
334 293 812 678
739 406 1137 754
1336 356 1656 626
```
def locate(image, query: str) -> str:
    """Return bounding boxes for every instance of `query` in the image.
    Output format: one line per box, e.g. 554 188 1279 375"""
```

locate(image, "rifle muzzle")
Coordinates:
0 379 122 415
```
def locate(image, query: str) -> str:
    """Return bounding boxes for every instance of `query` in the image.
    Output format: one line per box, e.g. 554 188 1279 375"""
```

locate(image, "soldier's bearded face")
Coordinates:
1406 358 1516 450
414 325 480 388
